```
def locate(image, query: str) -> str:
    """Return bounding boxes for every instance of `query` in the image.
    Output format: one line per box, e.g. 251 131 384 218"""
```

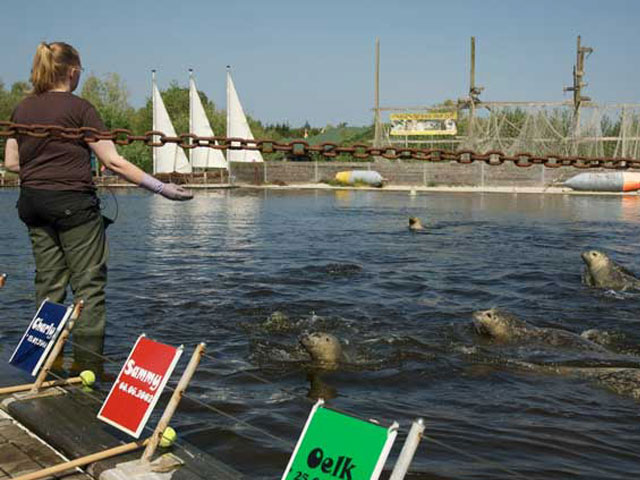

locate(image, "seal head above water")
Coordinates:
409 217 424 231
299 331 345 369
472 308 606 351
472 308 529 342
581 250 640 291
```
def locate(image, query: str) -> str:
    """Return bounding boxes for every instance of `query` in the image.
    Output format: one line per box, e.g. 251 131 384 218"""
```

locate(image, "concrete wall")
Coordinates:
230 160 608 188
4 161 630 189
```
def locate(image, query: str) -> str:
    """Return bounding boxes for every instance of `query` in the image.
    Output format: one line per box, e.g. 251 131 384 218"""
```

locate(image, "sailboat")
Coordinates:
189 69 228 170
152 70 191 174
226 68 264 163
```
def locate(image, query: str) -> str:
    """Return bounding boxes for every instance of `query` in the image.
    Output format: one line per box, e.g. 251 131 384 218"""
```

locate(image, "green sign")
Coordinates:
282 400 398 480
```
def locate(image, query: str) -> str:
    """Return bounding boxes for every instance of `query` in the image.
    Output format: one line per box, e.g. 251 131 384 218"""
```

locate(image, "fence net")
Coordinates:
382 103 640 160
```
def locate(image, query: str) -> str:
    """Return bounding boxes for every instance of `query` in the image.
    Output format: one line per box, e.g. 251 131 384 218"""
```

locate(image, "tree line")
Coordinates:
0 74 329 171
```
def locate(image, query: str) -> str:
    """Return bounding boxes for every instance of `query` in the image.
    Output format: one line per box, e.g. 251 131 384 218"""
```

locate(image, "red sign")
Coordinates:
98 335 182 438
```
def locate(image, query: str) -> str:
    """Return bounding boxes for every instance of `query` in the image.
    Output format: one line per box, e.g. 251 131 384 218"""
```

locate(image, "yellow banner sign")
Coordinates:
390 112 458 121
390 112 458 136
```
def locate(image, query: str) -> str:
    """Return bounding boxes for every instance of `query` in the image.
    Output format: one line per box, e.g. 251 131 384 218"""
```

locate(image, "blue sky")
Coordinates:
1 0 638 126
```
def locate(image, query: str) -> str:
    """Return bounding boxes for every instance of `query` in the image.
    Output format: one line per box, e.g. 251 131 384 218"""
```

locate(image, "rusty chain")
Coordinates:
2 121 640 169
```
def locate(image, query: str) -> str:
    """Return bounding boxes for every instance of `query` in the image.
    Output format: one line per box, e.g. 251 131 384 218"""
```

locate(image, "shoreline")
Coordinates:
241 183 640 196
1 181 640 196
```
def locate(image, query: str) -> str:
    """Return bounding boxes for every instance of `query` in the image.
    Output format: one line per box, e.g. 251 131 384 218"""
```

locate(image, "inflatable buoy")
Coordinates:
564 172 640 192
335 170 384 187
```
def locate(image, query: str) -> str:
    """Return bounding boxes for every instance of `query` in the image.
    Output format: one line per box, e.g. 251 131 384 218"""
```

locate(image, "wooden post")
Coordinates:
0 377 83 396
468 37 477 146
31 300 84 393
565 35 593 155
573 36 582 154
621 107 628 158
470 37 476 101
12 439 148 480
373 38 382 149
141 342 206 461
0 273 6 288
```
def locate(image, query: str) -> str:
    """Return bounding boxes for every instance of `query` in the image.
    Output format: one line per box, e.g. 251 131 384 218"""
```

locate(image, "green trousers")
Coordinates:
28 214 108 373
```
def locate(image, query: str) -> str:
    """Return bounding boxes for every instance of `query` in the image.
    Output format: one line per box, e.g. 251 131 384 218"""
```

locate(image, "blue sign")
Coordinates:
9 300 72 376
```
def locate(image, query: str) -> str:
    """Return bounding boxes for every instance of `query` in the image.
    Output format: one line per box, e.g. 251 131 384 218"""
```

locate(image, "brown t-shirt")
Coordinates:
11 92 106 192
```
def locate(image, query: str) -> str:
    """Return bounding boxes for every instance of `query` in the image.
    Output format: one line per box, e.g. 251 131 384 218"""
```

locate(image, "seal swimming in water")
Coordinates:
472 308 606 351
568 366 640 400
299 332 344 399
503 359 640 400
299 331 347 369
581 250 640 291
409 217 424 231
472 310 640 400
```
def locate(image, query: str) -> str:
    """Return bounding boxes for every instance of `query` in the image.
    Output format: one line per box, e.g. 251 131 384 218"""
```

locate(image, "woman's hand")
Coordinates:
160 183 194 201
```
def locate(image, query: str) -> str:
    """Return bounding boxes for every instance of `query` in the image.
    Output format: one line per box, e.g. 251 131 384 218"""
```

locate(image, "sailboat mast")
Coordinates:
151 69 157 175
189 68 194 169
226 65 232 185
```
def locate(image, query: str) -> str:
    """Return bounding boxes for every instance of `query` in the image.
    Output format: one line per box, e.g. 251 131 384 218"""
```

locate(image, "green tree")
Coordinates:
0 81 28 163
0 81 28 121
80 73 153 168
80 73 134 130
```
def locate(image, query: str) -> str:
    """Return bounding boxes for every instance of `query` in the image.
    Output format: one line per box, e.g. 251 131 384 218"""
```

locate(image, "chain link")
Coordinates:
3 121 640 169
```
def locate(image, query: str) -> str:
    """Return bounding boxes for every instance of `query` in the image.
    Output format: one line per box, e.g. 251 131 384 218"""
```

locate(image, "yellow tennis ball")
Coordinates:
160 426 177 448
79 370 95 387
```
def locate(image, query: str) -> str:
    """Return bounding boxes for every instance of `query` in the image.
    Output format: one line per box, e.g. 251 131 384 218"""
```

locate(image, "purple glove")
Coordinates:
162 183 194 201
139 173 193 201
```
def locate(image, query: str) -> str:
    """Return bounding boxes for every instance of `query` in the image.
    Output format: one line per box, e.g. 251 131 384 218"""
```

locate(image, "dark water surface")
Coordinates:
1 188 640 479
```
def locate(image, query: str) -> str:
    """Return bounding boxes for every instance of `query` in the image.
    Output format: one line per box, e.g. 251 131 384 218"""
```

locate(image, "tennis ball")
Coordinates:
160 426 177 448
79 370 96 388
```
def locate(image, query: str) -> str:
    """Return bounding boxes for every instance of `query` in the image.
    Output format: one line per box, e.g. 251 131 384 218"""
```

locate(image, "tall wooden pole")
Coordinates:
374 38 381 148
226 66 233 185
468 37 477 145
151 70 157 175
621 107 628 158
565 35 592 154
470 37 476 100
188 68 194 168
573 35 582 151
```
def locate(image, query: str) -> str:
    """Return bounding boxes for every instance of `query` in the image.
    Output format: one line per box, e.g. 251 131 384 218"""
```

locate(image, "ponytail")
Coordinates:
30 42 81 94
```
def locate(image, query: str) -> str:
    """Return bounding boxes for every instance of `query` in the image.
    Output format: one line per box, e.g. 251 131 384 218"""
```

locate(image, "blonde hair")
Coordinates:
30 42 81 94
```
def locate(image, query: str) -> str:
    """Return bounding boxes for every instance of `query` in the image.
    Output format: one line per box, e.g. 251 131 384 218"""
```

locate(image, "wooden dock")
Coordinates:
0 410 90 479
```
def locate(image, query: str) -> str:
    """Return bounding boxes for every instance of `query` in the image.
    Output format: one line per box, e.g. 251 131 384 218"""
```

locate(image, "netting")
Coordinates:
382 103 640 159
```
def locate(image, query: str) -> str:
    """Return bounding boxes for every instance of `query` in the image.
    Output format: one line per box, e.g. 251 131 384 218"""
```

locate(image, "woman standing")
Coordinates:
4 42 192 374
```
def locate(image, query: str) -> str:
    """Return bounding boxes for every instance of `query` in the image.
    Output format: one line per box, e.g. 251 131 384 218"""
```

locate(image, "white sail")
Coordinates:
226 70 264 163
152 71 191 174
189 71 227 169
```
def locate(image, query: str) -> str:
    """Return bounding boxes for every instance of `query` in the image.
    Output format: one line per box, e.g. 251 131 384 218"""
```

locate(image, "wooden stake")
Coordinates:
141 342 206 461
31 300 84 393
470 36 476 99
0 377 83 395
468 36 477 143
0 273 6 288
12 439 148 480
373 38 381 148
